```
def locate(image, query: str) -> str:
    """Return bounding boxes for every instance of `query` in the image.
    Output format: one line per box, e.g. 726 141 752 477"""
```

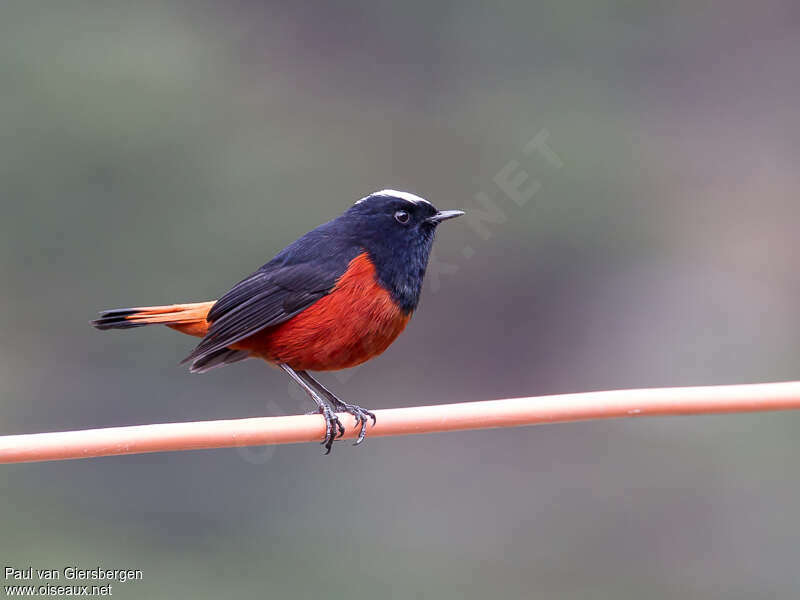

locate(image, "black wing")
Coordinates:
181 263 337 367
182 221 363 370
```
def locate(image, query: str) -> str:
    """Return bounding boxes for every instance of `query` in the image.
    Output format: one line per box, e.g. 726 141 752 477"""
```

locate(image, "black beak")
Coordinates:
426 210 465 224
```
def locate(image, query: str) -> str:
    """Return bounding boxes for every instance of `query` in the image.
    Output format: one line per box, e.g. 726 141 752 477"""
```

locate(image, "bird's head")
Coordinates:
339 189 464 312
347 188 464 245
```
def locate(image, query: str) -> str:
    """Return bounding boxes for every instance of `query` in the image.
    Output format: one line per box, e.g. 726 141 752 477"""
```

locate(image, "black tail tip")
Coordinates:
91 308 146 330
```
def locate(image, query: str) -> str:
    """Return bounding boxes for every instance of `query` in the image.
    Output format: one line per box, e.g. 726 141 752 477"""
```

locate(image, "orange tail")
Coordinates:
91 301 214 338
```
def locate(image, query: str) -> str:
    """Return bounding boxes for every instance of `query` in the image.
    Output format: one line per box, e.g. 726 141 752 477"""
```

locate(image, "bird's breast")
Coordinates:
234 252 411 371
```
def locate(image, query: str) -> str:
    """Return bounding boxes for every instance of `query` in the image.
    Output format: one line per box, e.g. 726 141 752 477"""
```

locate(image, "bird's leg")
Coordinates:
278 363 344 454
296 371 376 446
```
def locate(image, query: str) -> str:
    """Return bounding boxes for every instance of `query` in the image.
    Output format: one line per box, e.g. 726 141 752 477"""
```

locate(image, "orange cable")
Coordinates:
1 381 799 463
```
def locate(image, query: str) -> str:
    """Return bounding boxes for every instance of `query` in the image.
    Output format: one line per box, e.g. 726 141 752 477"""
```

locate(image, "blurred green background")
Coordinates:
2 1 799 598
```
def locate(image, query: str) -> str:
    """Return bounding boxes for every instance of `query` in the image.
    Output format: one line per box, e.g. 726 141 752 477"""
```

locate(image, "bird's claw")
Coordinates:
318 404 345 454
337 403 376 446
313 396 374 453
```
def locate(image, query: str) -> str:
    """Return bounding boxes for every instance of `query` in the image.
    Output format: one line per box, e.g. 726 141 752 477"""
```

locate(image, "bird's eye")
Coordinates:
394 210 410 224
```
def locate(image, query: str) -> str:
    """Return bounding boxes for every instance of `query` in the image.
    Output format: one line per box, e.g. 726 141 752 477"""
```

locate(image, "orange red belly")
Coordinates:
231 252 411 371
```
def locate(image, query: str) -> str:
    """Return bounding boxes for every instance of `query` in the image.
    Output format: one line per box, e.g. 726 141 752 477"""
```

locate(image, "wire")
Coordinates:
1 381 798 463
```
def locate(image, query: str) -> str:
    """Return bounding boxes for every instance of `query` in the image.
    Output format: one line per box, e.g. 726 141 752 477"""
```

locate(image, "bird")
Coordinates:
92 189 465 453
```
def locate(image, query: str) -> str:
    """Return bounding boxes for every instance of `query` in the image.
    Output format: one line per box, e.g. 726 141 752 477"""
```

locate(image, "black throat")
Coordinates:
363 226 436 314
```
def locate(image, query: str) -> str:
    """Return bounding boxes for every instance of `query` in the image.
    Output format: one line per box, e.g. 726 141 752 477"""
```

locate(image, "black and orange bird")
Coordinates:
92 190 464 452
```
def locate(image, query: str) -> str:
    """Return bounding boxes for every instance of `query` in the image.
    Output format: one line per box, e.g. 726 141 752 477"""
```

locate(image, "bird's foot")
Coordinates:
318 404 345 454
331 401 376 446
